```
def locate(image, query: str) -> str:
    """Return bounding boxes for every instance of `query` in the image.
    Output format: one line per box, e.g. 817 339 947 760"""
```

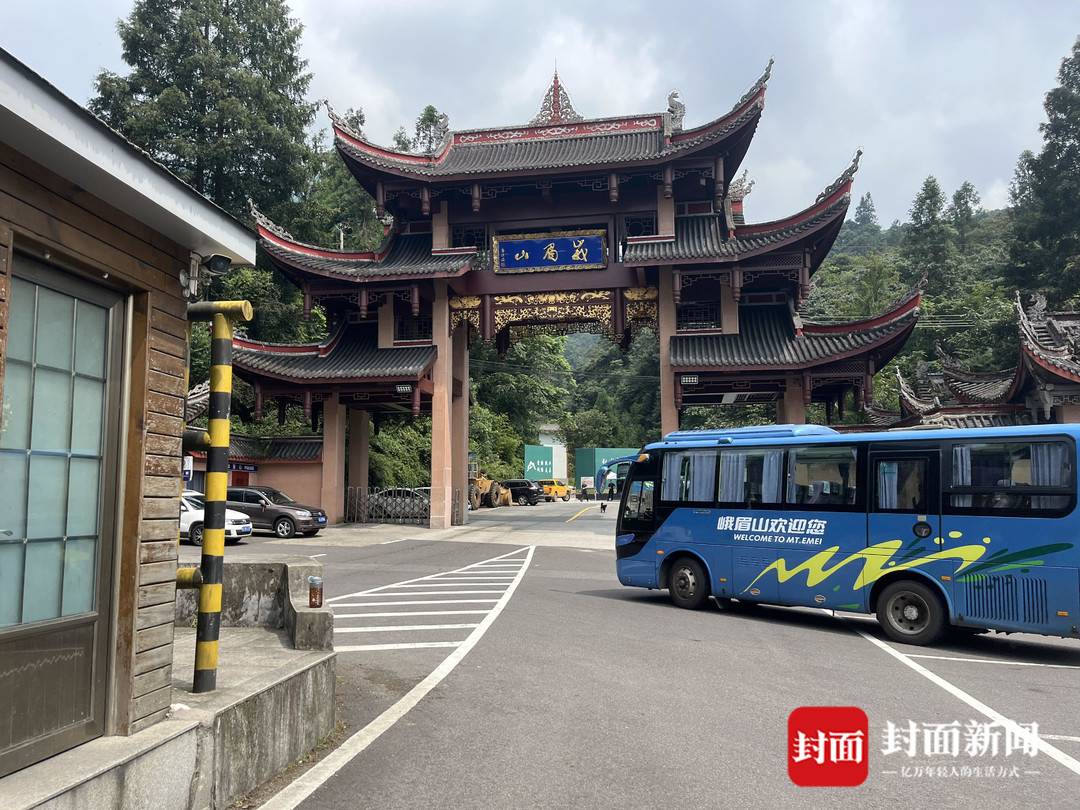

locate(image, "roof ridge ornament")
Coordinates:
530 70 584 126
247 197 294 240
816 148 862 203
667 89 686 132
1029 291 1048 323
735 58 774 109
322 99 366 143
728 169 754 201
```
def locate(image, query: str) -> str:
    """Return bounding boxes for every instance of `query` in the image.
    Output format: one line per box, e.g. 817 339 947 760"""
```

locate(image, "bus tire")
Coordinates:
876 579 946 646
668 557 709 610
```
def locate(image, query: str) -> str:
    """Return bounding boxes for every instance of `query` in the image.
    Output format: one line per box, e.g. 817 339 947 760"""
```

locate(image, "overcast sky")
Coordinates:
4 0 1079 223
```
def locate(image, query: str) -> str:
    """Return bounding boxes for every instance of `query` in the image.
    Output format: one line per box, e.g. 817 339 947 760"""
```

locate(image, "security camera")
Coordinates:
201 254 233 275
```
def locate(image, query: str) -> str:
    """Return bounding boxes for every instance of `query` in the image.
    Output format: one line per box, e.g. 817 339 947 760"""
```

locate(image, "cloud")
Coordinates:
4 0 1079 223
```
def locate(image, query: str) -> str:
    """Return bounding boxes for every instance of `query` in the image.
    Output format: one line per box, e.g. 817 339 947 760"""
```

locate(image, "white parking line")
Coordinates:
834 615 1080 777
391 583 512 588
332 610 489 618
330 599 500 607
335 624 479 633
906 654 1080 670
335 641 462 652
326 546 529 603
356 590 506 597
264 546 534 809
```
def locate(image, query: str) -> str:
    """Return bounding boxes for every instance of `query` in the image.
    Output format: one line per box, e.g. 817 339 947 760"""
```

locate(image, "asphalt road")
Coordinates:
184 501 1080 807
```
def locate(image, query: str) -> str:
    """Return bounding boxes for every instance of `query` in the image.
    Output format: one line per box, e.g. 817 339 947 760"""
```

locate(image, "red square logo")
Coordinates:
788 706 869 787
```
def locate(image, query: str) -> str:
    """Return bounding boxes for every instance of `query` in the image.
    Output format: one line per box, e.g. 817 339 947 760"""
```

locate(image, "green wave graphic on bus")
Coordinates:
743 534 1074 593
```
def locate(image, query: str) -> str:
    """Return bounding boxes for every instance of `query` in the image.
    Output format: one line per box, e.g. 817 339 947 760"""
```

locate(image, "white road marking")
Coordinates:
326 546 528 603
1042 734 1080 743
308 554 326 559
330 599 499 607
335 641 462 652
379 538 406 544
263 545 535 809
332 610 489 618
335 624 479 633
835 615 1080 777
356 590 506 597
907 654 1080 670
391 582 512 589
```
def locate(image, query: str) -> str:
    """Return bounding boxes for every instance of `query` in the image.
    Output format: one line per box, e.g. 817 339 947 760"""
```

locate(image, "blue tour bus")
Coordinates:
615 423 1080 645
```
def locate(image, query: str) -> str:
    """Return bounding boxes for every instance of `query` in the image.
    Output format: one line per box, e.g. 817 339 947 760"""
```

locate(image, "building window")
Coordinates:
452 224 487 249
396 315 433 342
621 213 657 239
1 276 112 626
676 302 722 331
0 254 123 776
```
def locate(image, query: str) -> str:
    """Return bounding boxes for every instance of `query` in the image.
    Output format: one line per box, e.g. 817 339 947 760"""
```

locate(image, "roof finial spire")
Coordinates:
530 67 583 126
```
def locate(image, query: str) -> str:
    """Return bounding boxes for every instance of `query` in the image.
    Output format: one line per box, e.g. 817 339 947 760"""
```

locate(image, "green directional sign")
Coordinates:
524 445 554 481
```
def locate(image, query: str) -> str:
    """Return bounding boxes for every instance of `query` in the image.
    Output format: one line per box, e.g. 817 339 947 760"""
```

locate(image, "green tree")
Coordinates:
91 0 314 221
287 108 383 250
391 127 413 151
903 176 956 293
854 193 879 227
413 105 445 153
471 336 571 441
1008 37 1080 304
948 181 981 253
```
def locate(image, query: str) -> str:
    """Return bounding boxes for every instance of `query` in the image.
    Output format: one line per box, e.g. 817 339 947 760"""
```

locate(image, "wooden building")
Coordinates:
242 65 917 526
0 50 253 776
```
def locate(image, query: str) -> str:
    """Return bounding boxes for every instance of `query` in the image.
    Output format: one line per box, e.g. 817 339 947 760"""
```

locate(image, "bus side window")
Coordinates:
876 458 928 512
660 450 717 503
718 449 784 506
787 445 860 507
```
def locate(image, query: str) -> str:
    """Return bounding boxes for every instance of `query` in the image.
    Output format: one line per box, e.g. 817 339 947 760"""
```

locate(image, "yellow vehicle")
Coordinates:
537 479 572 502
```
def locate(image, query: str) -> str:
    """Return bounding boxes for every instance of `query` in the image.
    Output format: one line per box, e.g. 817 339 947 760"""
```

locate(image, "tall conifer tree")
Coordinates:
91 0 314 221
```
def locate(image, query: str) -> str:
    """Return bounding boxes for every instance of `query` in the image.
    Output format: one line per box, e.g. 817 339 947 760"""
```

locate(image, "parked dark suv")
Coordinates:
501 479 542 506
225 486 327 538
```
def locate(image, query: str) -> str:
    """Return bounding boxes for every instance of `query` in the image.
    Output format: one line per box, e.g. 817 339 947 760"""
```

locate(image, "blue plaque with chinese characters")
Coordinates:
493 229 607 273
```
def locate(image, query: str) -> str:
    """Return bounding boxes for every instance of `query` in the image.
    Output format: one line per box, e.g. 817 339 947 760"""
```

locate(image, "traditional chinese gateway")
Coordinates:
238 64 921 526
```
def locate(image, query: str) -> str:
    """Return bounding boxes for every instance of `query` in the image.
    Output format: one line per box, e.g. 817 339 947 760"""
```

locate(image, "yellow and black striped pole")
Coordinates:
187 300 252 693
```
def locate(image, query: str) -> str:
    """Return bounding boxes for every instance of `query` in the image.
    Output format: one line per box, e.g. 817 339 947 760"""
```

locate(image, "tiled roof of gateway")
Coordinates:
251 204 474 282
232 325 436 382
328 63 771 179
670 290 919 370
191 435 322 462
623 151 859 267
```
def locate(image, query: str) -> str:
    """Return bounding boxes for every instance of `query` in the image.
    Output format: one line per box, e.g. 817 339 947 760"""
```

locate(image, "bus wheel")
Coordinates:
876 580 946 645
668 557 709 610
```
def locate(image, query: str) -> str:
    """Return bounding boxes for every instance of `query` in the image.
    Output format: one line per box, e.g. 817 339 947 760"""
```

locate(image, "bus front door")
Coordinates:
868 450 944 612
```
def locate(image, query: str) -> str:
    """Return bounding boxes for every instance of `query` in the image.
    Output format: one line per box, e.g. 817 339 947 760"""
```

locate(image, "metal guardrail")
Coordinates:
345 487 466 526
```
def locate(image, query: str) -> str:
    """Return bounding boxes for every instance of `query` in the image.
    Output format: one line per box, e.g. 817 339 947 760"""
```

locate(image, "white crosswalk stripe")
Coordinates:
328 547 531 653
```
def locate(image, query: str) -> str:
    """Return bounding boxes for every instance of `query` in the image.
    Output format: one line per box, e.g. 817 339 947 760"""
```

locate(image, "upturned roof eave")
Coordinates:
261 242 474 285
670 311 917 373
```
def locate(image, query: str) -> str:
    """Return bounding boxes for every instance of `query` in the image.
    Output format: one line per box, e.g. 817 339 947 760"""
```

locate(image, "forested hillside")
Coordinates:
90 1 1080 487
